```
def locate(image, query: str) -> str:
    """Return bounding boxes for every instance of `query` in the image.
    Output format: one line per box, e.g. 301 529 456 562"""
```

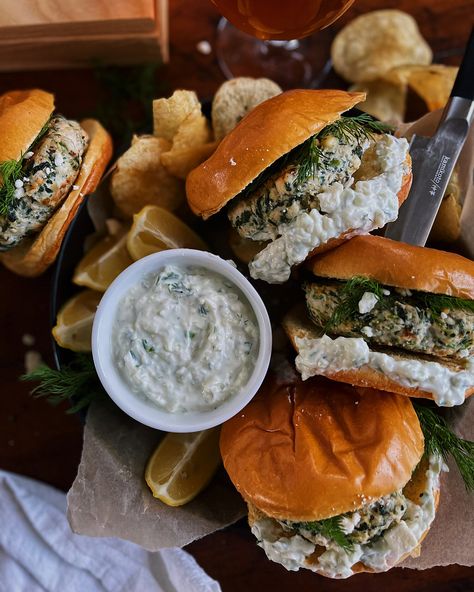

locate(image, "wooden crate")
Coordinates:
0 0 168 71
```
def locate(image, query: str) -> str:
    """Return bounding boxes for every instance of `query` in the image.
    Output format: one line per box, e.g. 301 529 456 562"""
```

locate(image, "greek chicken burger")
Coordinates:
283 235 474 407
186 89 412 284
220 374 441 578
0 89 112 276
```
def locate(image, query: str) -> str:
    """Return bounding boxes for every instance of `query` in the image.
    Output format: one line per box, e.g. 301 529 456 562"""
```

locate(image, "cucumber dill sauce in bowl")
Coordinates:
92 249 272 432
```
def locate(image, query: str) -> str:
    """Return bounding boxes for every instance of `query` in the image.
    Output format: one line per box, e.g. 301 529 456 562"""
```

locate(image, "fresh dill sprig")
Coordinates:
320 113 393 146
0 116 52 216
295 114 393 185
324 276 385 332
0 158 23 216
296 516 353 551
21 354 105 414
322 277 474 331
414 403 474 492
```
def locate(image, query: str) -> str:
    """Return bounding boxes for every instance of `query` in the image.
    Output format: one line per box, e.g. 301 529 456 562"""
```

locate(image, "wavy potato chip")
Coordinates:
331 10 432 83
212 77 282 141
161 141 217 180
385 64 457 112
352 63 457 124
110 135 184 218
152 90 201 141
350 79 405 123
160 112 215 179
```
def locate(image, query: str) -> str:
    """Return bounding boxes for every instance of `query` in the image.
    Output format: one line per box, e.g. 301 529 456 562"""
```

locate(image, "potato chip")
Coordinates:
212 77 282 141
110 135 184 218
161 141 217 180
430 169 461 243
386 64 457 112
160 111 215 179
331 10 432 84
152 90 201 141
350 80 405 123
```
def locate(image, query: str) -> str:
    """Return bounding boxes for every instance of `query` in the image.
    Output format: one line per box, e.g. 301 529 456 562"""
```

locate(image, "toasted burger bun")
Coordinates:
220 374 423 522
307 234 474 300
0 89 55 163
186 89 366 219
1 119 113 277
283 306 474 404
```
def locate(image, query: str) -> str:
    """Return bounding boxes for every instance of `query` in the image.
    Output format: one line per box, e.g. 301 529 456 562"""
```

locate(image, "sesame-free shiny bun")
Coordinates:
186 89 365 219
308 235 474 300
220 373 424 522
0 89 55 163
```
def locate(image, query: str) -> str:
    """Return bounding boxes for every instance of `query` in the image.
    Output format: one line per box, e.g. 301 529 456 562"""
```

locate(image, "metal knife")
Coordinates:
384 28 474 246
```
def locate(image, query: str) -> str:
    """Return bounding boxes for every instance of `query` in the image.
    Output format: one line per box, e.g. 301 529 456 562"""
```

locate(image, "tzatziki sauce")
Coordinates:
113 264 259 413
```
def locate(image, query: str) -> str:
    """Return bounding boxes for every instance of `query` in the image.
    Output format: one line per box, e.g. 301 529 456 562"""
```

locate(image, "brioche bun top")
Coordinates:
307 235 474 300
186 89 365 219
0 89 55 164
220 374 423 522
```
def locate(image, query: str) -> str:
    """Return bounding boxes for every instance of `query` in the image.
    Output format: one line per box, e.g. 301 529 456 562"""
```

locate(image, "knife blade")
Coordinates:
384 29 474 246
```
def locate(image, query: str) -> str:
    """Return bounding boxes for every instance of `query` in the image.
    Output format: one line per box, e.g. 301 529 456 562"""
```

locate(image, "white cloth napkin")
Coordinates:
0 470 221 592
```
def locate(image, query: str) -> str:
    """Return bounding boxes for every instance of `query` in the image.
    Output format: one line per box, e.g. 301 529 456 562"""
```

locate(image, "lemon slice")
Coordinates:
52 289 102 351
145 428 221 507
73 231 133 292
127 205 207 261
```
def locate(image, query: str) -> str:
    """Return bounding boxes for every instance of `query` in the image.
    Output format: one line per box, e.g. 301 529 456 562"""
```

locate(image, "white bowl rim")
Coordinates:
92 249 272 432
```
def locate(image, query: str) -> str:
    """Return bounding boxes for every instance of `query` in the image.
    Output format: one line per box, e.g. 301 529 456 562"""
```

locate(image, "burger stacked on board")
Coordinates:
187 88 474 577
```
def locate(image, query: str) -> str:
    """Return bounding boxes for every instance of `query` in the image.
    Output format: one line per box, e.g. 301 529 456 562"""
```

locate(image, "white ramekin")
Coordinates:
92 249 272 432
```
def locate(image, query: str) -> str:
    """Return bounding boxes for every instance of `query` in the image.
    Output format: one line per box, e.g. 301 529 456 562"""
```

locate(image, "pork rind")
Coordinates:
110 135 184 218
332 10 432 83
0 119 113 277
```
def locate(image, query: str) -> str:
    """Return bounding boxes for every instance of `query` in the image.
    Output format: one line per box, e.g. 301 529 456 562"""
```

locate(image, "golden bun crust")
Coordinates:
1 119 113 277
186 89 365 219
0 89 55 163
307 234 474 300
247 457 440 578
282 306 474 403
220 373 423 522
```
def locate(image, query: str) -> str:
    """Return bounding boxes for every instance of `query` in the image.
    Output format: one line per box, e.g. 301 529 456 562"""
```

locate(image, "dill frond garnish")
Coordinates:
324 276 385 332
21 354 105 414
0 158 24 216
414 403 474 491
295 114 393 185
321 277 474 332
295 516 353 551
0 116 52 216
320 113 393 146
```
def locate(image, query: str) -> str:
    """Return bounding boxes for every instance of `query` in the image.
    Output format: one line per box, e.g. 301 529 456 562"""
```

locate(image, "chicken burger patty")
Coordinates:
227 134 365 241
305 280 474 360
0 115 88 251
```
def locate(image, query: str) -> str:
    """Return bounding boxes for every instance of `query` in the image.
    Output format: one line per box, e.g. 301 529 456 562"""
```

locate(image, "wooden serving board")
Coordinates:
0 0 168 70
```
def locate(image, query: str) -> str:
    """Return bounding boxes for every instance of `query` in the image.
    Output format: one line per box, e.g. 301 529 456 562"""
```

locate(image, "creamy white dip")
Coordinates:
249 135 409 284
295 334 473 407
251 455 442 578
114 265 259 412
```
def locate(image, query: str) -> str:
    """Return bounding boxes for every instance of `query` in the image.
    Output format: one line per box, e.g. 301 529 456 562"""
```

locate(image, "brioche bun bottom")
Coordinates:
283 306 474 404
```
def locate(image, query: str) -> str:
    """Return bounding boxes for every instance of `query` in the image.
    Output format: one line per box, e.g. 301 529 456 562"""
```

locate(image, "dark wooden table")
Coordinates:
1 1 473 590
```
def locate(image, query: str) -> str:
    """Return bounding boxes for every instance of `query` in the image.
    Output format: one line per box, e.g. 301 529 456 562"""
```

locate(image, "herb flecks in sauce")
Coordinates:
114 264 259 413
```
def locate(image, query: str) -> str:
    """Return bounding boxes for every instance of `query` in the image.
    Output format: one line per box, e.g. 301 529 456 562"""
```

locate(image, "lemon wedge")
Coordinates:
127 205 207 261
73 231 133 292
52 289 102 351
145 428 221 507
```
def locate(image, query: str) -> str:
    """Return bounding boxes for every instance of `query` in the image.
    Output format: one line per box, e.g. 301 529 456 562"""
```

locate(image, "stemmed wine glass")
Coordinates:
211 0 356 89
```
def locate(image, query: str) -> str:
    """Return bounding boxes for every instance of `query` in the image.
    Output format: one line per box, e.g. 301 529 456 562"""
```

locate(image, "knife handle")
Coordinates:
451 28 474 101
